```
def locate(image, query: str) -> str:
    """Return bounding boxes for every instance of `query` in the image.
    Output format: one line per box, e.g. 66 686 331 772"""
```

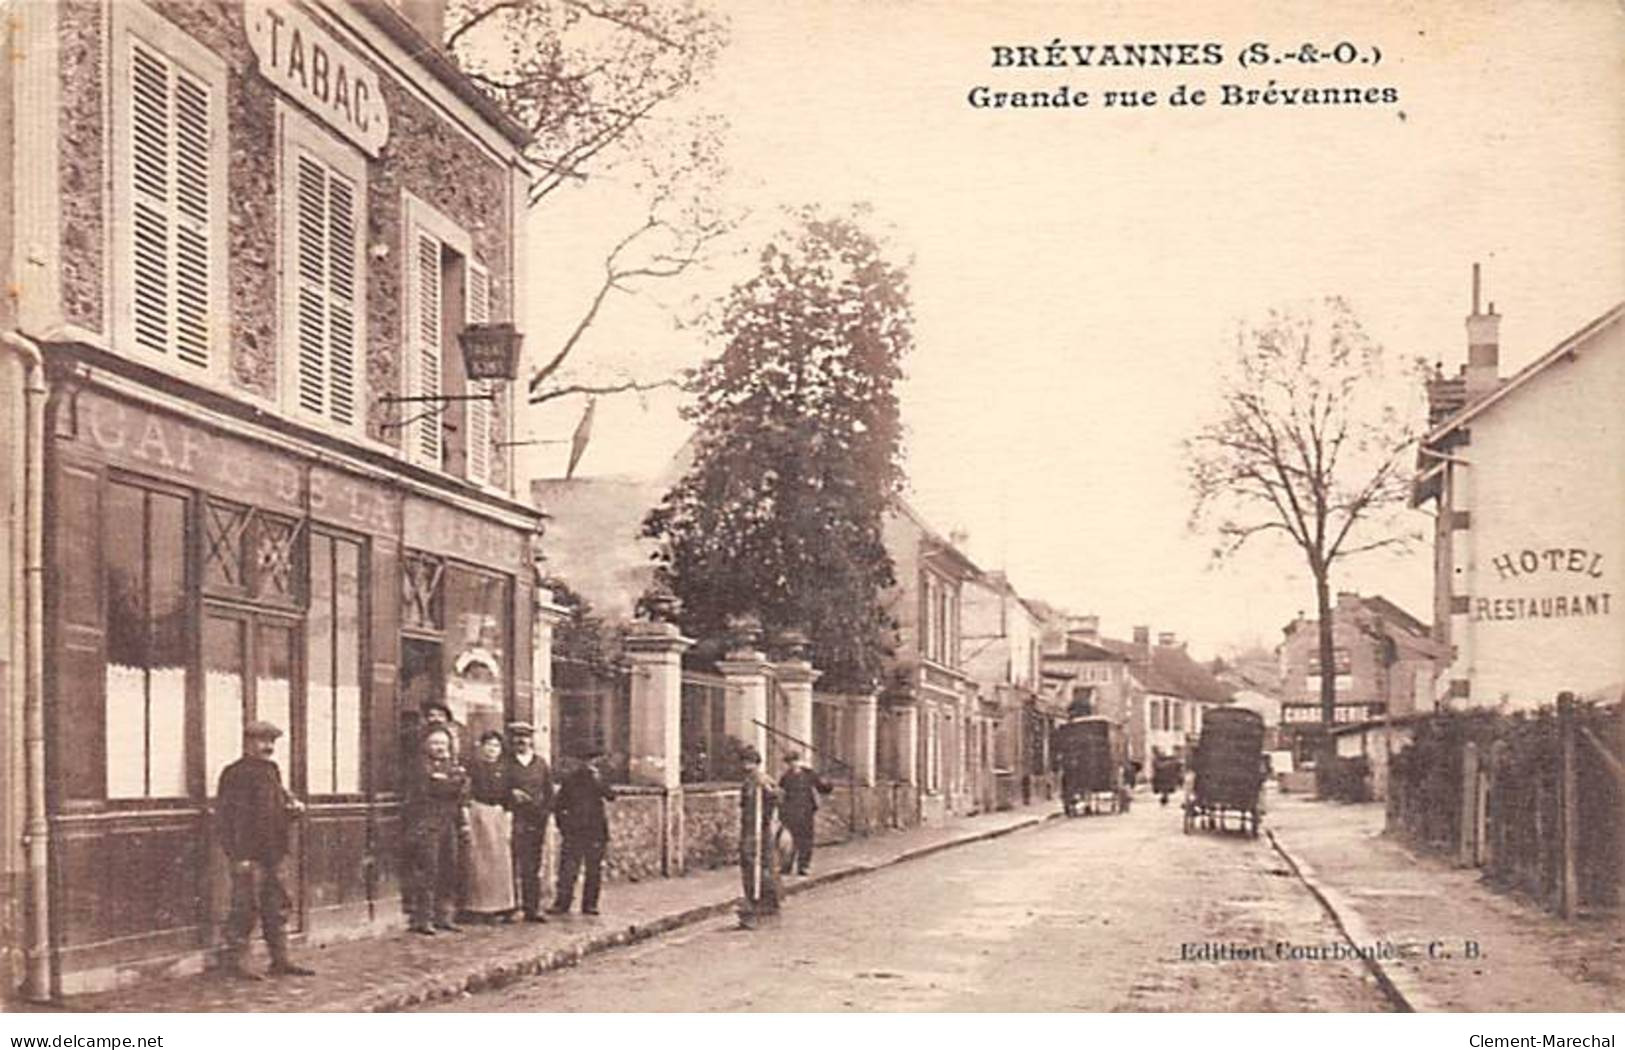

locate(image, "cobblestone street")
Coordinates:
422 793 1392 1012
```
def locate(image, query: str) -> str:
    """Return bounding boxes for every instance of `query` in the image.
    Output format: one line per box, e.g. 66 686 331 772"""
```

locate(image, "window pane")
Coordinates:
444 566 508 748
104 483 147 798
204 614 245 796
334 538 362 793
256 623 293 762
307 536 334 794
147 491 188 797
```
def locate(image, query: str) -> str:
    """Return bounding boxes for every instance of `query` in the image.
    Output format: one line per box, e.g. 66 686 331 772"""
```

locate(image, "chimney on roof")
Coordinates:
1463 262 1502 403
1132 625 1150 661
393 0 447 46
1157 631 1176 647
1067 614 1100 642
948 528 970 549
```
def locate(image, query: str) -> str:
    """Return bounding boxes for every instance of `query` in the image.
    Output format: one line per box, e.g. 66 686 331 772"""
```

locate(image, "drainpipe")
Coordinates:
3 330 50 1002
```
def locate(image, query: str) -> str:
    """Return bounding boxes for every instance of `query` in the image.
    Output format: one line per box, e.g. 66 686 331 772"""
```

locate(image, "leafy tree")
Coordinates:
642 210 912 691
539 574 617 681
443 1 733 410
1185 298 1426 736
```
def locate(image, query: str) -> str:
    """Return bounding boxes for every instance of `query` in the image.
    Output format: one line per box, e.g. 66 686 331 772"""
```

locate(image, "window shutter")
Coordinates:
294 155 328 417
326 172 358 426
465 262 491 484
291 151 359 427
128 40 212 369
411 230 443 466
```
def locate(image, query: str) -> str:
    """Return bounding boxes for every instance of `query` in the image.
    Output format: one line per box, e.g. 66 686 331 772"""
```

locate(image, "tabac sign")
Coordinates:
245 0 389 156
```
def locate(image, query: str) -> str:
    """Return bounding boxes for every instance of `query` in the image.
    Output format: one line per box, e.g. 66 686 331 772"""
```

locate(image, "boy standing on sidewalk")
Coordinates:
737 747 782 930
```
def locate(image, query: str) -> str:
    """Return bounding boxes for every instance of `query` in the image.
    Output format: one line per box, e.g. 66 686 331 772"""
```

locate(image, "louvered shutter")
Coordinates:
129 40 212 369
292 151 359 427
411 230 444 466
465 262 492 484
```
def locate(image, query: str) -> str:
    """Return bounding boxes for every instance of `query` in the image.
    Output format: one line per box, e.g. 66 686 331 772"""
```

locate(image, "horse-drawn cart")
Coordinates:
1183 707 1267 836
1052 716 1125 817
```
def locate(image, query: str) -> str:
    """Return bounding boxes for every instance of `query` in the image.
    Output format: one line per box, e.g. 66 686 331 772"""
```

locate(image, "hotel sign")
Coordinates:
245 0 390 157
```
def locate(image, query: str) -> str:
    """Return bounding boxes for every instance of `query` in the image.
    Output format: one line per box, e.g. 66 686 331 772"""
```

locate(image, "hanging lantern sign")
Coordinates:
459 323 523 382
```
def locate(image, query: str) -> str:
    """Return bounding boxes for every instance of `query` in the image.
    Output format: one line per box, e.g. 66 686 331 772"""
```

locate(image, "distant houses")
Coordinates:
1040 617 1234 772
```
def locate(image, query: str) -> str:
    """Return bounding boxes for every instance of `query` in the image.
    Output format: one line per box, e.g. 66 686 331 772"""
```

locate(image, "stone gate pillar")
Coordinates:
850 694 878 787
624 621 693 788
717 648 770 758
893 701 919 785
531 586 571 763
774 658 819 757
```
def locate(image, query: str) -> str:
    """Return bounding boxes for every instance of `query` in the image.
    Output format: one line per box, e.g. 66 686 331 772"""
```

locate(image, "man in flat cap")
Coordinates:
504 722 553 922
216 721 314 979
778 751 833 876
548 748 615 915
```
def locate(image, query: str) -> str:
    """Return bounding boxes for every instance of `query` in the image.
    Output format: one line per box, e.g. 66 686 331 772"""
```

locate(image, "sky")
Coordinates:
515 0 1625 660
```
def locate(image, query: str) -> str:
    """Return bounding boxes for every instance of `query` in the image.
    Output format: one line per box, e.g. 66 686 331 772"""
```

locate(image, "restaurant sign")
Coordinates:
1472 545 1613 623
245 0 389 157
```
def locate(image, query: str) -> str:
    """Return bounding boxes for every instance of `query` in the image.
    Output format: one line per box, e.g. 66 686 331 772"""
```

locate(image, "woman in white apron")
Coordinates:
465 731 517 920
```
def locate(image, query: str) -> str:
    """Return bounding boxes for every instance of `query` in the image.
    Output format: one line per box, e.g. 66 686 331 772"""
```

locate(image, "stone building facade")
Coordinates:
1277 592 1442 760
1 0 542 998
961 571 1046 812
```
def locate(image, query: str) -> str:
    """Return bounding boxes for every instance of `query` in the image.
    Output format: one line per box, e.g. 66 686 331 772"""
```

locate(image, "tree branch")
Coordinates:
444 0 530 51
529 377 679 406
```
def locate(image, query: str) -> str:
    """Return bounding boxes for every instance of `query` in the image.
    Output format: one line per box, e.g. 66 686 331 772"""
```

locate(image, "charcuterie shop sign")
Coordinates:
245 0 389 157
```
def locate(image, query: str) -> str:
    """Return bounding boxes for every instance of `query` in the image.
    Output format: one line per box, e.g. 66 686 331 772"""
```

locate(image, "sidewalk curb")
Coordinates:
1266 826 1437 1013
337 811 1060 1012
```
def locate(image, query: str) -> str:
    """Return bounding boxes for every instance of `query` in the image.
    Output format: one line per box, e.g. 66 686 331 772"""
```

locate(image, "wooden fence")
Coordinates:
1388 694 1622 917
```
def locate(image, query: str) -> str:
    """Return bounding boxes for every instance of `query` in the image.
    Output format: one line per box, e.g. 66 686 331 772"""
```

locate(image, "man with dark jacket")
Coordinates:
548 750 615 915
404 726 468 934
504 722 553 922
216 721 314 979
777 751 833 876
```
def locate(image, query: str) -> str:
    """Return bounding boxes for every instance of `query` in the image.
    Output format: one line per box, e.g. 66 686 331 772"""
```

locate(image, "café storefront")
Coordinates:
41 360 539 993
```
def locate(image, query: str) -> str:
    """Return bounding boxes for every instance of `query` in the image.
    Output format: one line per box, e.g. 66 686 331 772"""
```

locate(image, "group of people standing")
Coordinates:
403 705 616 933
211 708 836 978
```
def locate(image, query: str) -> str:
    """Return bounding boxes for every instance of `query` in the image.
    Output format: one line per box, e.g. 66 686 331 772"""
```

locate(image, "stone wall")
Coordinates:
682 784 740 872
603 788 665 883
59 0 104 332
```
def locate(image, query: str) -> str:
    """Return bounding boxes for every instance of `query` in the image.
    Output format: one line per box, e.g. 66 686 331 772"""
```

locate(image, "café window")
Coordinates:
203 499 305 606
400 552 513 761
307 533 365 795
104 480 190 800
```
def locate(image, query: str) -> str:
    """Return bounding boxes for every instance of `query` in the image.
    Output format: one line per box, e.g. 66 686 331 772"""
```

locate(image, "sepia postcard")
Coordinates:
0 0 1620 1028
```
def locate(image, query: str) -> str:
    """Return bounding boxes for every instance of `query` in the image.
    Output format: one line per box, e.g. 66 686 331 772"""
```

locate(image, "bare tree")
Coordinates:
1186 298 1426 743
526 128 732 407
446 0 727 203
444 1 735 410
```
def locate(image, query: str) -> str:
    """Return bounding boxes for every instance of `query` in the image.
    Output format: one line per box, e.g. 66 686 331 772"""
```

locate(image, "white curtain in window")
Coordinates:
205 666 244 796
105 663 147 799
149 666 188 797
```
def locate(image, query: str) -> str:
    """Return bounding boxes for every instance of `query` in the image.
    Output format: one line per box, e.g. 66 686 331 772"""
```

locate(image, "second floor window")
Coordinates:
114 5 227 376
281 106 367 431
404 194 498 484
